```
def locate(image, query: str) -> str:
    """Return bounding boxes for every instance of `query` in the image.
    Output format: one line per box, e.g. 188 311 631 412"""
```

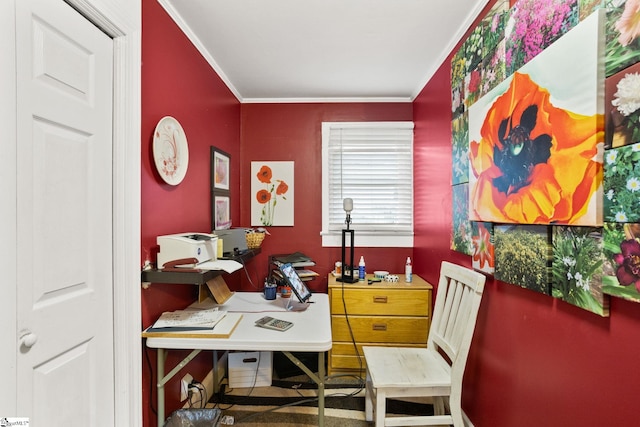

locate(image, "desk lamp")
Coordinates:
337 198 358 283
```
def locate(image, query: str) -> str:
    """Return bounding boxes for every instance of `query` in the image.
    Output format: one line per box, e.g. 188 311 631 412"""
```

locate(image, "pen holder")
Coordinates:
264 283 277 300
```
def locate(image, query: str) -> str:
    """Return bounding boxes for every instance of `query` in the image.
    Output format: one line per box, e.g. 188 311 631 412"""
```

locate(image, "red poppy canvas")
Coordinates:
251 161 294 226
468 10 605 226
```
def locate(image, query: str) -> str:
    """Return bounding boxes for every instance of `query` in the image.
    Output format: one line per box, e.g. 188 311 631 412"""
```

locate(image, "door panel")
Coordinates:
16 0 114 425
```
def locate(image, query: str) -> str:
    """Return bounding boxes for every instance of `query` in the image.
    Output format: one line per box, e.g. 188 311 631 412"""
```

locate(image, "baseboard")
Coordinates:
183 351 228 408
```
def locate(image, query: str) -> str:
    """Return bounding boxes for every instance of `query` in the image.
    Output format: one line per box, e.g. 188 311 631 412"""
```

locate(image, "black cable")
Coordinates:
340 280 365 386
143 341 158 416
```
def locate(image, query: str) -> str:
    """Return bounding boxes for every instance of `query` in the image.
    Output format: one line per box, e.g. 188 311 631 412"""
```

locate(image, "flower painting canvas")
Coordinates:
469 10 604 226
505 0 579 75
494 224 551 295
471 221 495 274
552 226 608 316
605 0 640 77
604 142 640 222
452 113 469 185
452 183 473 255
603 222 640 302
251 161 294 226
605 62 640 148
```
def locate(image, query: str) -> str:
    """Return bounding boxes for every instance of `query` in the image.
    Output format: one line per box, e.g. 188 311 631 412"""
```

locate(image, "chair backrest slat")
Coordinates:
427 262 486 382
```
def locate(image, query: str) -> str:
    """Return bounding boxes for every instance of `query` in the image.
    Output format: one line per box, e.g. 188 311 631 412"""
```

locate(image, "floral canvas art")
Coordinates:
452 113 469 185
505 0 579 75
469 11 604 226
471 221 495 274
251 161 294 226
495 224 551 295
603 142 640 222
452 183 473 255
552 226 608 316
605 62 640 148
603 222 640 302
605 0 640 77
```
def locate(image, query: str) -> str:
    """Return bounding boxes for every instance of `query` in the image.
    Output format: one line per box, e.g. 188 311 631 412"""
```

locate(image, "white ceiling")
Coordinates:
159 0 489 103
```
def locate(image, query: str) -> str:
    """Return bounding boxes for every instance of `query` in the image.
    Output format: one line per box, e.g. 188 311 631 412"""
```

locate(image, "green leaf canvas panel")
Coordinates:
603 222 640 302
605 0 640 77
552 226 609 316
495 224 551 295
603 142 640 222
452 112 469 185
452 183 473 255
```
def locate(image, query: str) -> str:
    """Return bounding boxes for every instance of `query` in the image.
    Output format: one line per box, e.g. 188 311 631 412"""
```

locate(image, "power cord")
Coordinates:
187 380 207 408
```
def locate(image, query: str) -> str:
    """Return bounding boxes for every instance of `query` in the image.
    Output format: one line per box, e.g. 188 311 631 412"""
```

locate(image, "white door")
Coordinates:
15 0 115 425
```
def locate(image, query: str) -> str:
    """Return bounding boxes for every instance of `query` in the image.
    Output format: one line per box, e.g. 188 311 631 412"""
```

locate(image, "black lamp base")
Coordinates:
336 275 359 283
337 228 358 283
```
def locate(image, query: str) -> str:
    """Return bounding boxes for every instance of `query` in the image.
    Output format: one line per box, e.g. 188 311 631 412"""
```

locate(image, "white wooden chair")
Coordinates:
363 261 486 426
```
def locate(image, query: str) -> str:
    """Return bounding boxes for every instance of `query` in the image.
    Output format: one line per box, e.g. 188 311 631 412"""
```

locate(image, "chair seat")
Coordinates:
363 346 451 391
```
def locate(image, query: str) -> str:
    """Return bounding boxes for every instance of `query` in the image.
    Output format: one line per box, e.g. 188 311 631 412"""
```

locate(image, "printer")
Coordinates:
157 232 218 268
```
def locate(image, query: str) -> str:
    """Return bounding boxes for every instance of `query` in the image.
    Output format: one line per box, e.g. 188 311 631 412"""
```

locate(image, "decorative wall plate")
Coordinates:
153 116 189 185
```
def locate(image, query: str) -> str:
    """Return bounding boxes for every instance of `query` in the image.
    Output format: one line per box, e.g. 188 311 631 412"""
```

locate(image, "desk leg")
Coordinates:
157 349 166 427
155 348 203 427
281 351 325 427
318 351 325 427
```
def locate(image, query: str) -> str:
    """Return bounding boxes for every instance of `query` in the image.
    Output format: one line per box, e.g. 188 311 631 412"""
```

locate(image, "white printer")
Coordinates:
156 232 218 268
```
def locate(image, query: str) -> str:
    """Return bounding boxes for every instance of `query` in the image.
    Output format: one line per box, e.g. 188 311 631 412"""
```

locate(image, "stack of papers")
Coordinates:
149 308 227 331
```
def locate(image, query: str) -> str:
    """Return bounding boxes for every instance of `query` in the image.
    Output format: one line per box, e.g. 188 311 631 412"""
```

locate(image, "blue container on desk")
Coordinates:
264 283 277 300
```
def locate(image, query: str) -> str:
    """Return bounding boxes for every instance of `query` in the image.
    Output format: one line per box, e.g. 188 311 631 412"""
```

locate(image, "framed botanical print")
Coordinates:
211 146 230 191
213 194 231 230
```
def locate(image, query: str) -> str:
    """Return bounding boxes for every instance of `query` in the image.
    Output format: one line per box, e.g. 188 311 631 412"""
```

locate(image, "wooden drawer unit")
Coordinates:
328 274 432 376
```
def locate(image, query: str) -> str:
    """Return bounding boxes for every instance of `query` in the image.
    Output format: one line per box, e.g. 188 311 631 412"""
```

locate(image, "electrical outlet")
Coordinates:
180 373 193 401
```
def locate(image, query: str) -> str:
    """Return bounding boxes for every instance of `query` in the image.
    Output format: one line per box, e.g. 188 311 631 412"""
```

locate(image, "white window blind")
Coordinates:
321 121 414 248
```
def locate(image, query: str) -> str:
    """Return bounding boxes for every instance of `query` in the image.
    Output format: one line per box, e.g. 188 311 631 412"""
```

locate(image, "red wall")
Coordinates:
412 4 640 427
140 1 241 425
239 103 415 291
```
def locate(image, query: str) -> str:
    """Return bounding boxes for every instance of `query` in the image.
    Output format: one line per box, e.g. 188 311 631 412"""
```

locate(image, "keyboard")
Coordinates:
255 316 293 332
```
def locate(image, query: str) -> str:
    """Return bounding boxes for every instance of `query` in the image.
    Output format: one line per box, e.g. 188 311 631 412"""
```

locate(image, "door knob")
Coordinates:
19 331 38 348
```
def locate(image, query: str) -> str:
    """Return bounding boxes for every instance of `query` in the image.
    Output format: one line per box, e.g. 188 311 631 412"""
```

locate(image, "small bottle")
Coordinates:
405 257 412 283
358 256 366 281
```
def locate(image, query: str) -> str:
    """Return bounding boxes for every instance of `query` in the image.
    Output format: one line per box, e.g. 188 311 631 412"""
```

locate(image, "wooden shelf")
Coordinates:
141 248 260 285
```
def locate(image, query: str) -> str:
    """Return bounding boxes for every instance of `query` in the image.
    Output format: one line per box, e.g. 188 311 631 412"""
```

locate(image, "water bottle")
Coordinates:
359 256 366 282
405 257 412 283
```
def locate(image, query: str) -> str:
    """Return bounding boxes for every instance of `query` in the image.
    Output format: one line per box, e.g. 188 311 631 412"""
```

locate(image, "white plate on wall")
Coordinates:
153 116 189 185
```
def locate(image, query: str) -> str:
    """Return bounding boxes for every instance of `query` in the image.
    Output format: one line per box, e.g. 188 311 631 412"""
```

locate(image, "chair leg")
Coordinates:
375 388 386 427
364 370 373 422
450 394 464 427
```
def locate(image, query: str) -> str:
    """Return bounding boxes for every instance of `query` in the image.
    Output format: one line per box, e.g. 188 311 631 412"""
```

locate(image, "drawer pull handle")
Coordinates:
372 323 387 331
373 296 388 303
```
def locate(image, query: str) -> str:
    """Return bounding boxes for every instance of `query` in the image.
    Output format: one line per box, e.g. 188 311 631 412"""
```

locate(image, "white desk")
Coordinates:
144 292 332 427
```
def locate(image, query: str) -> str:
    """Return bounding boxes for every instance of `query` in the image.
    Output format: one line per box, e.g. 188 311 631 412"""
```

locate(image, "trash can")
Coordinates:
163 408 222 427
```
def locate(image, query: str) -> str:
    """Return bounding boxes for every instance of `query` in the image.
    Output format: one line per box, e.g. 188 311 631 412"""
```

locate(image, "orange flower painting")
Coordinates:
251 161 294 226
469 71 604 225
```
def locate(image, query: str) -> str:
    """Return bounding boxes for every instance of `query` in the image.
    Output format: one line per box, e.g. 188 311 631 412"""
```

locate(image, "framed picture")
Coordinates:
211 146 230 191
213 193 231 230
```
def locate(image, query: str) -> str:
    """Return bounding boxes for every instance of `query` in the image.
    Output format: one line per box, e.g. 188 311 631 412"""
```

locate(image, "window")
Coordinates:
321 121 414 248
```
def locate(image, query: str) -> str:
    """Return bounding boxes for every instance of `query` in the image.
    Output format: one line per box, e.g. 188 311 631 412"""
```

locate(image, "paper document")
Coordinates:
151 307 227 330
198 259 243 273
